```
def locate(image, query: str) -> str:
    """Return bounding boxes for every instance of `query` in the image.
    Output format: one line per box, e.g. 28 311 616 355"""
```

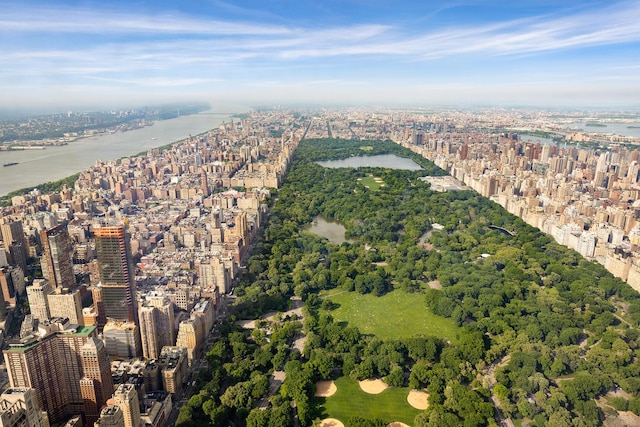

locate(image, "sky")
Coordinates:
1 0 639 110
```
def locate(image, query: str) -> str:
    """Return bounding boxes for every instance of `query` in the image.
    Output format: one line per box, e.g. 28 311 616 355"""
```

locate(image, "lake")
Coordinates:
0 110 235 196
305 215 354 245
316 154 423 170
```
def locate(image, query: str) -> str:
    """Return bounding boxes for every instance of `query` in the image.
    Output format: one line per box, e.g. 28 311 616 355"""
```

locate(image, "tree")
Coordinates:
385 366 405 387
220 382 253 409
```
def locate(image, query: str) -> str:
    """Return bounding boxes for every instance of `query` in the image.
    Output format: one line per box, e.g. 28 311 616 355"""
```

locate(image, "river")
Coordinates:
0 110 236 196
563 122 640 138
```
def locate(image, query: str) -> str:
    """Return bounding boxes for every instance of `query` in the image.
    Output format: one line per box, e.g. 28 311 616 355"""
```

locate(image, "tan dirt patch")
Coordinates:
315 380 337 397
407 390 429 410
387 423 411 427
320 418 345 427
359 379 389 394
428 280 442 290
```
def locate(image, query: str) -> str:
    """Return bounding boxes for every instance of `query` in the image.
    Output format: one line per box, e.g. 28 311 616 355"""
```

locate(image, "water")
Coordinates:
518 134 569 150
563 122 640 138
316 154 423 170
305 215 354 244
518 134 556 145
0 110 234 196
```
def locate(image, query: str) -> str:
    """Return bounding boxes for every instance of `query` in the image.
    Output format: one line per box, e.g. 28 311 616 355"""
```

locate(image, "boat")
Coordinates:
3 162 18 167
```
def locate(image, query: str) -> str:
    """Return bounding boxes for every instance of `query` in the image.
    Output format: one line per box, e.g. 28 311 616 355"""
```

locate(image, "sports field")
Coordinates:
321 288 461 342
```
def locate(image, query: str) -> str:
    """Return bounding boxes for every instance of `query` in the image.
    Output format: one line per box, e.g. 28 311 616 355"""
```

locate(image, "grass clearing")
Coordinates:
358 175 384 190
321 288 461 342
315 376 421 425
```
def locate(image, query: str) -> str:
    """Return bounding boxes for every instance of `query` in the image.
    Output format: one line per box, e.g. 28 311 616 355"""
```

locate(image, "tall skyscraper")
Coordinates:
138 301 175 360
94 225 137 323
80 337 114 425
40 224 76 291
3 325 98 424
112 384 140 427
1 220 28 269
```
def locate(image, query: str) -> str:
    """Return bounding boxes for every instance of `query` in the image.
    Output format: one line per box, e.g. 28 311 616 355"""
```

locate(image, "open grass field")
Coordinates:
357 175 384 190
321 288 461 342
315 376 421 426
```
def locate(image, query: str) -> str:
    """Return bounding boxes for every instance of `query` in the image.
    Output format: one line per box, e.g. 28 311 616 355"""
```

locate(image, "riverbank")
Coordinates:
0 109 237 196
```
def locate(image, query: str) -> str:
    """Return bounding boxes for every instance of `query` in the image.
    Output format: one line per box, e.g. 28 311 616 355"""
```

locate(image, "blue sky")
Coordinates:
1 0 639 110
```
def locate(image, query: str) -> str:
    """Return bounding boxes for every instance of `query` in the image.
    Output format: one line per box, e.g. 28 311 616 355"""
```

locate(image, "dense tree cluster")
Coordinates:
182 138 640 427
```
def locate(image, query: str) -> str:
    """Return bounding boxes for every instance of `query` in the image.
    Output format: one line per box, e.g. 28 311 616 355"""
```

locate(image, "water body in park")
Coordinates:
0 109 234 196
518 134 569 149
305 216 354 245
316 154 423 170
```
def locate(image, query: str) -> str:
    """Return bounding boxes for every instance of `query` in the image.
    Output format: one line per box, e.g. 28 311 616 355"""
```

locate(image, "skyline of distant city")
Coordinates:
2 0 639 110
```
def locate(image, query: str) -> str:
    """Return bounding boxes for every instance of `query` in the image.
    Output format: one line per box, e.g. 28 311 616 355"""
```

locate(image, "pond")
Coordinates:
316 154 423 170
305 215 354 244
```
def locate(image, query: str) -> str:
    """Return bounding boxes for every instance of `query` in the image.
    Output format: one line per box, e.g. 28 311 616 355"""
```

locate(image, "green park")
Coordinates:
177 138 640 427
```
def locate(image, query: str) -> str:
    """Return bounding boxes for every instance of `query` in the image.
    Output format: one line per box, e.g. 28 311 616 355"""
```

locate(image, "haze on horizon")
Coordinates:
1 0 639 111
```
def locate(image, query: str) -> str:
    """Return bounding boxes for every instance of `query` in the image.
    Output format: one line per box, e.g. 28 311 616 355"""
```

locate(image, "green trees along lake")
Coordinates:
178 138 640 427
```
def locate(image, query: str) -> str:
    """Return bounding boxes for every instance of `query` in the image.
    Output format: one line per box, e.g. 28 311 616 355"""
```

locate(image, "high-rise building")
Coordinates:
158 347 187 395
138 301 174 360
3 325 98 424
112 384 140 427
40 224 76 291
47 289 84 325
94 405 124 427
0 267 16 306
0 278 6 322
94 225 137 323
176 318 203 365
0 388 50 427
0 248 8 268
103 321 141 358
1 221 28 270
80 337 114 425
26 279 53 322
90 287 107 332
199 257 231 294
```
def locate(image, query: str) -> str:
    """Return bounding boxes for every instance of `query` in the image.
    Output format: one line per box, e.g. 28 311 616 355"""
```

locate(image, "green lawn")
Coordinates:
321 288 461 342
357 175 384 190
316 377 421 426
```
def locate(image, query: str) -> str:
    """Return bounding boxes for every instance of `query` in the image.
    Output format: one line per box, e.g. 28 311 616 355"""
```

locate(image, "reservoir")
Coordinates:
0 110 235 196
316 154 423 170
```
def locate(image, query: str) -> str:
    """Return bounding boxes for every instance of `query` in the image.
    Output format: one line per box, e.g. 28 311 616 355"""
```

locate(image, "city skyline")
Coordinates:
2 0 639 110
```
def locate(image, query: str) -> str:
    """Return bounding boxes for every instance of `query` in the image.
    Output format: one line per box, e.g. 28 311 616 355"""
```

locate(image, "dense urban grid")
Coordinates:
0 108 639 426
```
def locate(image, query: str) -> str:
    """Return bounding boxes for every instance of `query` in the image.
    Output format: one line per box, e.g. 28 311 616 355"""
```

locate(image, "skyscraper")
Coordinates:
80 337 114 425
3 325 98 424
1 220 28 271
94 225 137 323
40 224 76 290
112 384 140 427
138 301 175 360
